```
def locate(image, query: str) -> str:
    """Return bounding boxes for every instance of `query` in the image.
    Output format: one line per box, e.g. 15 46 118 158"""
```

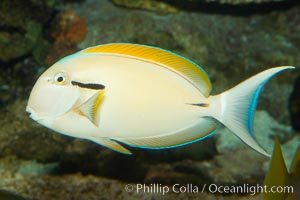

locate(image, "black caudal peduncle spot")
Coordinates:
71 81 105 90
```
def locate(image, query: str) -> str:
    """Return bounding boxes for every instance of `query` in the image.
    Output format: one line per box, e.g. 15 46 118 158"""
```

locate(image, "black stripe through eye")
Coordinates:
71 81 105 90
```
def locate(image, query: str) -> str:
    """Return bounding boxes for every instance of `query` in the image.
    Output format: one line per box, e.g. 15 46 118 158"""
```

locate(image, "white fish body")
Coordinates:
26 43 294 156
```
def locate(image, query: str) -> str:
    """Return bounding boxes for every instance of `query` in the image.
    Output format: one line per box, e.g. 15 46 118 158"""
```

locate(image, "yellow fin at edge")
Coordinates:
82 43 212 97
77 90 105 126
89 137 132 155
290 145 300 174
264 137 290 200
289 144 300 200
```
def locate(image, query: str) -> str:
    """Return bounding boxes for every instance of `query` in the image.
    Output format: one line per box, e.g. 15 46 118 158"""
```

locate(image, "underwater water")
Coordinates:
0 0 299 199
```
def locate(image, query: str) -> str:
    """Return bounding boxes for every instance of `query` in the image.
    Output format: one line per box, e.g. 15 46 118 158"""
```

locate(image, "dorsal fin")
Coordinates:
81 43 212 97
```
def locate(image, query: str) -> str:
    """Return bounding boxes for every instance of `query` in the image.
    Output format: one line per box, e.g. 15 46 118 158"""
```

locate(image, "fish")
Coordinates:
26 43 294 156
264 137 299 200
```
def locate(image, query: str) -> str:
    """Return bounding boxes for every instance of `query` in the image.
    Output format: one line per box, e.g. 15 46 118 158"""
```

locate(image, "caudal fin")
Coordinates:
210 66 294 157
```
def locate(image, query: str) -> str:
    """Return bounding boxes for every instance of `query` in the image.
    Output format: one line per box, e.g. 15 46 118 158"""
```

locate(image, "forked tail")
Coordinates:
210 66 294 157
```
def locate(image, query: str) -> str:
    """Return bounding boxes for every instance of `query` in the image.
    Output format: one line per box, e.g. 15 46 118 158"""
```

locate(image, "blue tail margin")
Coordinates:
213 66 294 157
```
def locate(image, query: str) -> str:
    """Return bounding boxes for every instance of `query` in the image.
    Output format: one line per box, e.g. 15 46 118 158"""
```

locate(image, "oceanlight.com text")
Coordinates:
207 184 293 195
124 183 294 196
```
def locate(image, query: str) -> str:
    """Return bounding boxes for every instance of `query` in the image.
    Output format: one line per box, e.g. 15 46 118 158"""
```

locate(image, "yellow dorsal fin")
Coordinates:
82 43 212 97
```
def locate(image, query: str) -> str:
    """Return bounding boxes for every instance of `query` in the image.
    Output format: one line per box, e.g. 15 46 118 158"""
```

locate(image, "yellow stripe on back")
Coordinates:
82 43 212 96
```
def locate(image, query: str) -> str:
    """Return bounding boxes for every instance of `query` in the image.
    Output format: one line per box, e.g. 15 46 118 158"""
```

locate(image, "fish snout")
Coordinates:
26 106 39 120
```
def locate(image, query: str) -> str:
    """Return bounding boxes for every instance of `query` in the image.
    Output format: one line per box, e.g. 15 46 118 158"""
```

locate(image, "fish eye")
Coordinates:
54 72 68 85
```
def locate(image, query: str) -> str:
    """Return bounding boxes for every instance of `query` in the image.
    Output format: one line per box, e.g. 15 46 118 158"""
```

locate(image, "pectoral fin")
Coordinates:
77 90 105 126
89 137 132 155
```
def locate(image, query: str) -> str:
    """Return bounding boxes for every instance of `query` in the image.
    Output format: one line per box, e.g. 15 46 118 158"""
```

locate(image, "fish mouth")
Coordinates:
26 106 39 120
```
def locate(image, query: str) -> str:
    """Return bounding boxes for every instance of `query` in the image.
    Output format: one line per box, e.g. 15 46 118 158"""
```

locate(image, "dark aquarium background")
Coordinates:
0 0 299 199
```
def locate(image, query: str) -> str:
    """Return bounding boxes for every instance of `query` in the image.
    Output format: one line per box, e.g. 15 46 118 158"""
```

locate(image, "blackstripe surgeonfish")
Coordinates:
26 43 294 156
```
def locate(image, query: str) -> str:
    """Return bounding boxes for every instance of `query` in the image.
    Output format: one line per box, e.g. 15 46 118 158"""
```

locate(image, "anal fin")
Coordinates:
120 118 216 149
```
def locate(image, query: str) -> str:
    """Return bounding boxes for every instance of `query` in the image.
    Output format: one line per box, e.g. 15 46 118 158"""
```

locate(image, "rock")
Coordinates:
143 146 267 187
199 0 287 4
111 0 289 11
0 0 58 62
111 0 178 14
0 189 30 200
200 149 267 185
0 21 42 62
45 10 87 65
0 156 58 176
289 74 300 131
0 99 69 162
50 10 87 44
0 156 265 200
58 138 216 182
